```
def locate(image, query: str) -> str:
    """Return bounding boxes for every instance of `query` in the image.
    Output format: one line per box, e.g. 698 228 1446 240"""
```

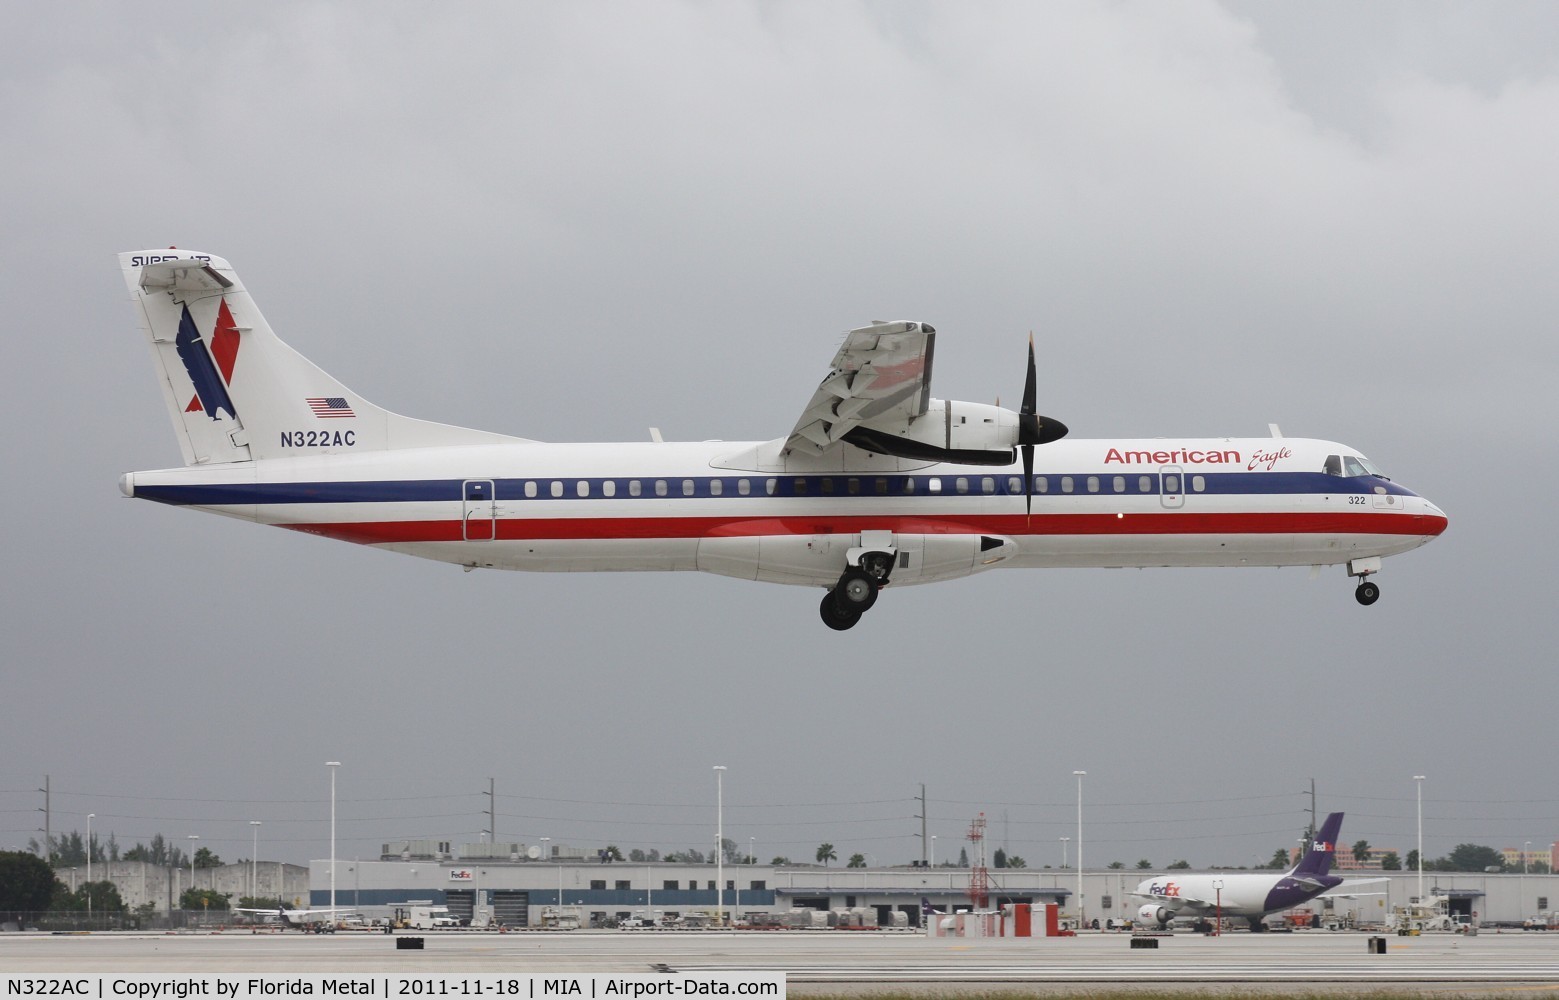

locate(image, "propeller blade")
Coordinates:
1022 442 1034 523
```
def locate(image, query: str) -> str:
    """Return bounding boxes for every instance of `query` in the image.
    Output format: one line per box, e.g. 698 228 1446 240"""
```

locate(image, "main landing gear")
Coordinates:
1355 579 1381 606
819 559 890 631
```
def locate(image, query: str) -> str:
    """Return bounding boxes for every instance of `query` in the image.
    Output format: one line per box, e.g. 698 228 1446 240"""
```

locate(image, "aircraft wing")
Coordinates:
1319 877 1391 899
783 321 935 457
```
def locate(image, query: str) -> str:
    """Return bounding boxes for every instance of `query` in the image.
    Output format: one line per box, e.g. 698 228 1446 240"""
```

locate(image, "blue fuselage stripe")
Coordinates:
135 471 1417 507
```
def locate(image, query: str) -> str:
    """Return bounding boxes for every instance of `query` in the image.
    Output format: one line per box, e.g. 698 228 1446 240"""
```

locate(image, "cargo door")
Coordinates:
463 480 496 540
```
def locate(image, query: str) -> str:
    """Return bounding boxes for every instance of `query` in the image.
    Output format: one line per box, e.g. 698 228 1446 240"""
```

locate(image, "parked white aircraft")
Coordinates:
1129 812 1385 931
233 904 357 930
118 250 1448 629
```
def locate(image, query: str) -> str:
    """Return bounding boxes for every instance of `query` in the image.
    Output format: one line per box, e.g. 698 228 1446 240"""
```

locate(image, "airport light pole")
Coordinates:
327 762 341 915
188 835 199 908
714 765 726 927
930 835 936 867
251 821 262 901
1213 879 1223 936
1075 770 1086 929
86 813 94 922
1524 840 1532 913
1414 775 1425 903
1060 836 1069 869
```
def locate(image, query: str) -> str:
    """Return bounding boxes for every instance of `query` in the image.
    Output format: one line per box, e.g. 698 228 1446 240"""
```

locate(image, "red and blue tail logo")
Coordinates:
175 300 240 420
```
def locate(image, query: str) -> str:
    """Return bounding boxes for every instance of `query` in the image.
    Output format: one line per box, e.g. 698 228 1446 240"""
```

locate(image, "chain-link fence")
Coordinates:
3 910 259 932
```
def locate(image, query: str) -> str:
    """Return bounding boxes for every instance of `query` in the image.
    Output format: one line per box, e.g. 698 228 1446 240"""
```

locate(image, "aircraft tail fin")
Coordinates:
120 250 529 466
1292 812 1345 877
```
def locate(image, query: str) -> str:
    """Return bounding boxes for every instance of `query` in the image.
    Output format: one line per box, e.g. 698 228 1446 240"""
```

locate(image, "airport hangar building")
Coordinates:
307 843 1559 928
305 842 1067 927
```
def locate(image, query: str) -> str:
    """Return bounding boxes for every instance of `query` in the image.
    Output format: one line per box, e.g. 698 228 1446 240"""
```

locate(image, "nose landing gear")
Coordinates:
1347 556 1383 607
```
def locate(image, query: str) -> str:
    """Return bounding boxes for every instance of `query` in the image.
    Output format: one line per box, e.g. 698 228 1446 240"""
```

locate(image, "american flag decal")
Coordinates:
306 397 355 418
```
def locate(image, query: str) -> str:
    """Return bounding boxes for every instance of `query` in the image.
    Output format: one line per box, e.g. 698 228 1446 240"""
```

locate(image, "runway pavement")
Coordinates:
3 929 1556 994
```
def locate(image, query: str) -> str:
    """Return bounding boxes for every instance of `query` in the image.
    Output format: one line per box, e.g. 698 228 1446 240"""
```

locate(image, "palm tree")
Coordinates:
1006 855 1027 869
846 853 866 868
816 843 837 866
1352 839 1372 866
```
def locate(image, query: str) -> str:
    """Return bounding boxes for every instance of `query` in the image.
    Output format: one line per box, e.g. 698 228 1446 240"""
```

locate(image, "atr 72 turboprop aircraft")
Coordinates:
117 250 1447 629
1129 812 1381 931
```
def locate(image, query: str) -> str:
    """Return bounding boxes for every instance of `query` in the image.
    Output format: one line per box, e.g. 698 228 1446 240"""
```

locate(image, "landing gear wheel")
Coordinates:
834 567 879 613
1355 580 1381 606
820 592 862 631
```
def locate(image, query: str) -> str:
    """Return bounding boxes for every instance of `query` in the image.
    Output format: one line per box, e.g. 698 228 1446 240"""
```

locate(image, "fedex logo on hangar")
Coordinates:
1148 882 1181 897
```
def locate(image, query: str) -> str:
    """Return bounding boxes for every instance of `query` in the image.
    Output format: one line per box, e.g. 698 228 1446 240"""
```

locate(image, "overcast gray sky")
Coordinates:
3 1 1556 874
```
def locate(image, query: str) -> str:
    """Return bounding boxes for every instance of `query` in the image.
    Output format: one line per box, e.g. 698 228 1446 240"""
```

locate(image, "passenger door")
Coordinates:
1159 466 1185 509
463 479 496 540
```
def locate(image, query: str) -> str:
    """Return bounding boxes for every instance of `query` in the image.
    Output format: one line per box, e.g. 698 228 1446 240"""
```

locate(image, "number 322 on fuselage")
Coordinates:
117 251 1448 630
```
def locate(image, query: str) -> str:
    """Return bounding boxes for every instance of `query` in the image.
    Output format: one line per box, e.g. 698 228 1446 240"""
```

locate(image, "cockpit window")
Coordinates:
1336 454 1386 478
1324 455 1342 476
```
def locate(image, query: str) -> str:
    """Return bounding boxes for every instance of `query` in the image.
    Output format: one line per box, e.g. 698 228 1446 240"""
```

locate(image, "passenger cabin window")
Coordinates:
1112 476 1126 493
982 477 995 495
1191 475 1206 492
738 479 751 496
1008 477 1022 494
955 477 969 495
1061 476 1073 493
765 478 777 495
928 478 942 493
792 477 807 495
1164 475 1180 493
1036 476 1049 494
1087 476 1100 493
1138 476 1152 493
550 481 563 498
682 479 695 496
576 481 589 497
629 480 642 497
655 480 668 497
709 479 722 496
525 481 537 498
603 481 616 497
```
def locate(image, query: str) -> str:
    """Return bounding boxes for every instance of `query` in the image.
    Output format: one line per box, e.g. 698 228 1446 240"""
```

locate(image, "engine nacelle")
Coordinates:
844 398 1019 465
1138 904 1175 927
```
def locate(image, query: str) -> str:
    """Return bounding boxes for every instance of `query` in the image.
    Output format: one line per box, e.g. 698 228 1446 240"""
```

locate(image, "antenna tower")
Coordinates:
967 812 989 909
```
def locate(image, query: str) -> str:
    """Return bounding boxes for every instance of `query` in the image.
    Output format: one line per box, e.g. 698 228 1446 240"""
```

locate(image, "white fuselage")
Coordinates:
123 435 1447 589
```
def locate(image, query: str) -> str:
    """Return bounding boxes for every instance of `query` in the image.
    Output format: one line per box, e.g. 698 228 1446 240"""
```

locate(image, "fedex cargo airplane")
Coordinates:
1129 812 1380 931
117 250 1448 629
